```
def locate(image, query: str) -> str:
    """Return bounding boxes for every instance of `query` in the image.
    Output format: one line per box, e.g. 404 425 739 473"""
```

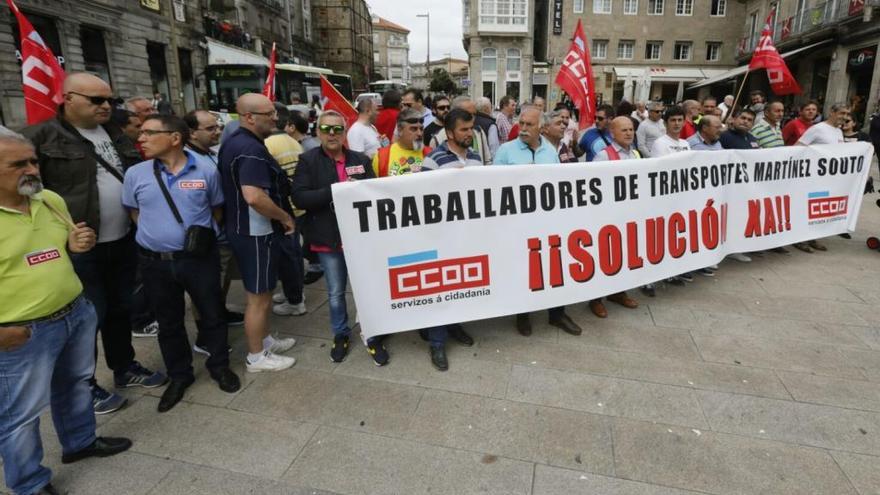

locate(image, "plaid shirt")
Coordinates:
496 112 514 143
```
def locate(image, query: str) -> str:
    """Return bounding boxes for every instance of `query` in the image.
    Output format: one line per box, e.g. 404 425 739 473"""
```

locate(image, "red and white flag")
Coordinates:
7 0 66 124
554 19 596 129
262 42 276 101
749 9 801 96
319 75 358 129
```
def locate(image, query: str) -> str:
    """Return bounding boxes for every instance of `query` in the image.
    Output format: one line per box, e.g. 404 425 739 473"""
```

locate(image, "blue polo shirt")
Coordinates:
687 133 723 151
218 126 289 237
122 151 225 252
493 136 560 165
578 127 612 161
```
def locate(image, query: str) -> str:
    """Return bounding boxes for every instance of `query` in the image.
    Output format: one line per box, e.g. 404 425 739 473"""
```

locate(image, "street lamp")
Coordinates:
416 12 430 88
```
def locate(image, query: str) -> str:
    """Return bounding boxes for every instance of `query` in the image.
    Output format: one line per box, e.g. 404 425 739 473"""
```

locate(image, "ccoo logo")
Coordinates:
387 250 490 300
807 191 848 220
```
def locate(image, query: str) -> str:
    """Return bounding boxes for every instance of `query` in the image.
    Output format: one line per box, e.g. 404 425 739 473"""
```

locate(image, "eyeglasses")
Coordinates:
649 109 662 113
68 92 122 106
318 124 345 134
435 105 450 110
198 125 223 132
248 110 277 118
138 129 175 137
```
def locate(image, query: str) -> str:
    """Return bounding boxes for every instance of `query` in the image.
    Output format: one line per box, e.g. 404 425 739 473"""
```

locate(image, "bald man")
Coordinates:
218 93 297 373
22 72 167 416
679 99 700 139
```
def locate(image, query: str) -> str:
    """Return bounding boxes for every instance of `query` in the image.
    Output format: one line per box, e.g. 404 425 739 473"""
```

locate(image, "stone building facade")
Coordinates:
410 57 469 91
371 15 410 83
312 0 373 91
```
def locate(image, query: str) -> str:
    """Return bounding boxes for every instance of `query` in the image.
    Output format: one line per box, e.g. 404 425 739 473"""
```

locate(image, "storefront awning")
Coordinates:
687 40 832 89
613 67 716 81
207 39 268 66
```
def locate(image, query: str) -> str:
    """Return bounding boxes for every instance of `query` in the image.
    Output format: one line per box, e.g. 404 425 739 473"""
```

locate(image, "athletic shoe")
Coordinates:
304 271 324 285
640 284 656 297
92 385 127 415
225 310 244 326
676 273 694 282
728 253 752 262
272 292 286 304
192 343 233 357
330 335 350 363
367 338 389 366
267 335 296 354
246 351 296 373
697 268 715 277
132 321 158 338
273 300 307 316
114 362 168 389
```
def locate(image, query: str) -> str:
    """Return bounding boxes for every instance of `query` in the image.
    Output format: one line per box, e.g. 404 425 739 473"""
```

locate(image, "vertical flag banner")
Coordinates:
749 8 801 96
262 42 276 101
554 19 595 129
7 0 66 124
319 75 358 129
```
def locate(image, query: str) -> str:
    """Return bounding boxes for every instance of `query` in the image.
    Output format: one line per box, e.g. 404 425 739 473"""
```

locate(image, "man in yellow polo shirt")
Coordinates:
372 108 431 177
0 133 132 495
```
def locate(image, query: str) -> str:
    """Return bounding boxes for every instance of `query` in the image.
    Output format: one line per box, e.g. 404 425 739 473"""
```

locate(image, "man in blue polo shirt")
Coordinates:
493 105 583 339
123 115 240 413
218 93 296 374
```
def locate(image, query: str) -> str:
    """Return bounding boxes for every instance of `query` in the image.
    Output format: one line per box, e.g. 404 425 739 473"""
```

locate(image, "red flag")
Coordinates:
554 19 596 129
262 42 276 101
7 0 66 124
319 75 357 129
749 9 801 95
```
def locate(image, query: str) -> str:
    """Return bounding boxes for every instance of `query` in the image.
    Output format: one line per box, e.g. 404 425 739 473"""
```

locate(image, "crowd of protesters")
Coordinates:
1 71 879 495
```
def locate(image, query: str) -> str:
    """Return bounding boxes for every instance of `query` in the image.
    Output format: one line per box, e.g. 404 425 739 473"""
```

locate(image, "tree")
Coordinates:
429 68 457 95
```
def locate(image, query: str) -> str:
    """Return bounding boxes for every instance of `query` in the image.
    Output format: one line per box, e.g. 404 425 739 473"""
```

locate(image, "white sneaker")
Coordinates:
273 300 307 316
728 253 752 262
246 351 296 373
267 335 297 354
272 292 286 303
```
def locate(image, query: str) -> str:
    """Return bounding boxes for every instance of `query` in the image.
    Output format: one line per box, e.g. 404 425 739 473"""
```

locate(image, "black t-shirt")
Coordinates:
424 121 443 146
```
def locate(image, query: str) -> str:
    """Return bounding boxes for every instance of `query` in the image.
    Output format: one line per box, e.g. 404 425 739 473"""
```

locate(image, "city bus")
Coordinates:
368 80 407 95
206 63 353 117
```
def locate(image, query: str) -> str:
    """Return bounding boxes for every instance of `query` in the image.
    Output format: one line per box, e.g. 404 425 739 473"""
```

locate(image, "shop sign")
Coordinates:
553 0 563 35
140 0 160 12
848 47 875 69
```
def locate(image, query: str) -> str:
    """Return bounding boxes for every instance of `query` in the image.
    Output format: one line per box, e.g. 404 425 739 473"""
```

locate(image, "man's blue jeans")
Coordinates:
316 251 350 338
0 296 98 495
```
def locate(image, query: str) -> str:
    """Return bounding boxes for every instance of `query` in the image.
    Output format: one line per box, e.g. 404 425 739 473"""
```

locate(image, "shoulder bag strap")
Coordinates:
152 161 185 226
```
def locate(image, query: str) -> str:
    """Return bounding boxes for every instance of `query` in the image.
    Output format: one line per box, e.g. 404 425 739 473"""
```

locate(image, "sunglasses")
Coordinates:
68 91 122 106
318 124 345 134
198 125 223 132
435 105 450 110
138 129 176 137
402 102 413 107
248 110 277 117
595 116 606 121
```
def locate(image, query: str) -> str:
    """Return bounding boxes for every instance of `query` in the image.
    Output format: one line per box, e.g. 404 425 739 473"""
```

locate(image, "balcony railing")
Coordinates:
739 0 869 56
203 16 255 51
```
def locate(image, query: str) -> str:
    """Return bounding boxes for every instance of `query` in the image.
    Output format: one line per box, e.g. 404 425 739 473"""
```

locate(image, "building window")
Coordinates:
592 39 608 59
710 0 726 16
505 81 520 100
673 41 692 60
506 48 521 71
593 0 611 14
373 51 380 63
675 0 692 15
479 0 528 29
645 41 662 60
623 0 638 15
617 40 634 60
647 0 663 14
706 42 721 61
573 0 584 13
482 47 497 72
463 0 471 29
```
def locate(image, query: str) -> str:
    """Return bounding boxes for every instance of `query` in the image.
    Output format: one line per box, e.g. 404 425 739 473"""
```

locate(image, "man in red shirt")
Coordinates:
782 100 818 146
679 100 699 139
374 90 402 144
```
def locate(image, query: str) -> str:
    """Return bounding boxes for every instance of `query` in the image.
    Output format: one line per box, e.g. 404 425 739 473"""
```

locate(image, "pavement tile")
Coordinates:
777 371 880 413
849 326 880 351
474 334 791 400
532 464 704 495
690 330 869 379
691 309 870 347
646 304 700 330
228 368 423 435
99 397 317 479
40 451 173 495
739 294 870 326
284 426 533 495
697 390 880 456
146 461 342 495
506 365 709 429
612 417 857 495
830 452 880 495
334 334 512 399
403 389 614 473
757 277 865 303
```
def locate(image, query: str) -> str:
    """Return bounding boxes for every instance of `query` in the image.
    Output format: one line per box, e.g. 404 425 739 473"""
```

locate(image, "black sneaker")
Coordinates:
225 310 244 326
114 361 168 389
92 385 127 415
304 271 324 285
640 284 656 297
330 335 350 363
132 321 158 338
430 346 448 371
366 338 389 366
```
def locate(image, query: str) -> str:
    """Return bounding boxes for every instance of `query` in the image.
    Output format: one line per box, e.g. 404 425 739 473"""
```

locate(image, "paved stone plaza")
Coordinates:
10 171 880 495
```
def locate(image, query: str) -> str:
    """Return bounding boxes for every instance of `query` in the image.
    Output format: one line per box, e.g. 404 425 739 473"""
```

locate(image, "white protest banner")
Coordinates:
332 143 873 339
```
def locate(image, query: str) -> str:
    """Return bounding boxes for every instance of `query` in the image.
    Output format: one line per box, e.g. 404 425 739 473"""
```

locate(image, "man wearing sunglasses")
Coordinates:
372 108 431 177
578 104 615 162
22 72 167 416
291 111 389 366
424 95 450 145
402 88 433 128
635 101 665 158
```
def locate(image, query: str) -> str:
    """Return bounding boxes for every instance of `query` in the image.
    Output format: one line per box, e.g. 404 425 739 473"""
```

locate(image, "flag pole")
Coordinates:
730 69 751 118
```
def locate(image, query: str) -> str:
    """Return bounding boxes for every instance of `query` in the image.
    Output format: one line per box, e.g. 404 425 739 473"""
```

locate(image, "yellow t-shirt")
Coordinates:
371 143 427 177
0 190 82 323
264 133 304 215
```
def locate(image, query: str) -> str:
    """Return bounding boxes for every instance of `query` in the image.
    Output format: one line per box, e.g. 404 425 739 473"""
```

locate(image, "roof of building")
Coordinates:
372 16 410 34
